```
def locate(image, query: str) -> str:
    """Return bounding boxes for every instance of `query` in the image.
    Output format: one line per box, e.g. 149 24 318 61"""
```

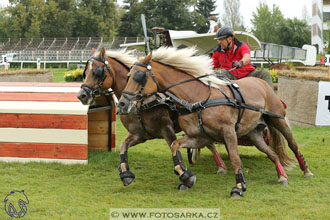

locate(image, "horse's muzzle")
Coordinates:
77 88 93 105
117 97 138 115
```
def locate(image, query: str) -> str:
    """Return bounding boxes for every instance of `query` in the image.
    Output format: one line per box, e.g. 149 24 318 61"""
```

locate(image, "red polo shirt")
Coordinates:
212 39 255 78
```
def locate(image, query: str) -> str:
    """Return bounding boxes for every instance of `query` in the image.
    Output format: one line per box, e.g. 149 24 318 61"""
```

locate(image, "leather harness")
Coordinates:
122 62 284 140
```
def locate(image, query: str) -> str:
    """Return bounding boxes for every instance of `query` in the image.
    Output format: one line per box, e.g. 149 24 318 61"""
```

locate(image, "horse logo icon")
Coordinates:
4 190 29 218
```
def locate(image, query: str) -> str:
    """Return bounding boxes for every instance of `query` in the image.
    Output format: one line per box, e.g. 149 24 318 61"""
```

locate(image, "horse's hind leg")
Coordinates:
171 136 196 190
268 117 314 177
247 129 288 186
206 144 227 174
119 132 145 186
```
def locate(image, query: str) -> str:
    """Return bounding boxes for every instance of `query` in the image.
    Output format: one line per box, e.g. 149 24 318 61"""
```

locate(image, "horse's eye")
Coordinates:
93 66 103 78
133 70 146 85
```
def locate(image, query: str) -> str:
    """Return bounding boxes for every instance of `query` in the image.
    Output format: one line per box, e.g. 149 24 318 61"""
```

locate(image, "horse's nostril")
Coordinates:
119 101 126 107
81 94 86 99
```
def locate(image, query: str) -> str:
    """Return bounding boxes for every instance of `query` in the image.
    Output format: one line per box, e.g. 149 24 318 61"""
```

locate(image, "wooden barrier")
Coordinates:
0 69 53 82
0 82 116 164
278 70 330 127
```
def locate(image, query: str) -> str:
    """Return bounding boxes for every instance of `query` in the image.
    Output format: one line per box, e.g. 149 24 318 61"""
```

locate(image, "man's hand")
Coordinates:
232 60 244 68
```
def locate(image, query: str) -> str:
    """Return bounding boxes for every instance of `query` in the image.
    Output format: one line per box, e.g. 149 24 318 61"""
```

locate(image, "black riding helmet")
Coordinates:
214 27 234 40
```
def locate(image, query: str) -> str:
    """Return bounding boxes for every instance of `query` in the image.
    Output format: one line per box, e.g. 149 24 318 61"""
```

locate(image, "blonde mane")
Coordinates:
104 50 136 68
151 47 227 86
93 49 136 68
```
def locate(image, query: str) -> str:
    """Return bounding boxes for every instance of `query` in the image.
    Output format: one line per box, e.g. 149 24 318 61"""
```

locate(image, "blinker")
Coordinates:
133 70 146 85
94 66 104 78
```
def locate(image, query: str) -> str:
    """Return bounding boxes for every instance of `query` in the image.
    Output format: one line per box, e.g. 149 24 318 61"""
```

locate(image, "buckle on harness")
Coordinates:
232 83 239 89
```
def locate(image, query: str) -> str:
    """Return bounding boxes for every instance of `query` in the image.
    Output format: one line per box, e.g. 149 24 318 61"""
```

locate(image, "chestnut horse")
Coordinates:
77 47 227 186
117 47 314 197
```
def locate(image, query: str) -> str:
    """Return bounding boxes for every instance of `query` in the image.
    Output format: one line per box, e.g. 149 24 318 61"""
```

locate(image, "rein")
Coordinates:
81 55 114 98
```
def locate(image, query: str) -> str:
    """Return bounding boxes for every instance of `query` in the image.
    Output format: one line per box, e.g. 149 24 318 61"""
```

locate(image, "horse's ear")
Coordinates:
100 47 106 60
144 51 152 64
91 48 96 55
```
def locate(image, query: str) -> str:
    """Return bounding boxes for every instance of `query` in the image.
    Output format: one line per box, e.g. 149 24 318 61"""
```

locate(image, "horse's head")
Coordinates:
118 52 159 114
77 47 114 105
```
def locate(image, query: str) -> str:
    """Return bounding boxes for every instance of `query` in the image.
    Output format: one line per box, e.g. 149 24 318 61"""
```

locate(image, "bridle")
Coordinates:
80 55 114 98
122 62 160 101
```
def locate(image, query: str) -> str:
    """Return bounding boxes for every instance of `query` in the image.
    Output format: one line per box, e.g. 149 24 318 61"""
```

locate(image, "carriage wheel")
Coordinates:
187 148 201 164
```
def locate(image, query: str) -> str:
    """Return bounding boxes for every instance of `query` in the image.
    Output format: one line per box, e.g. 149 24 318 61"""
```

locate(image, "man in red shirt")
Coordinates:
212 27 273 88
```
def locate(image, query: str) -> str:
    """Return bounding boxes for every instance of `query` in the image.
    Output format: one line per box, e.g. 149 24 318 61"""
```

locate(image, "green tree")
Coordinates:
277 18 311 48
118 0 198 37
251 3 284 43
196 0 216 18
195 0 217 33
4 0 47 38
73 0 120 40
122 0 138 9
38 0 76 38
324 21 330 53
0 6 10 38
2 0 120 39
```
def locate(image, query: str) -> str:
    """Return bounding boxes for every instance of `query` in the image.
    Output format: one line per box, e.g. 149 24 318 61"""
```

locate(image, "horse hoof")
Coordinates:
122 177 134 186
231 193 243 198
230 187 244 198
278 176 288 187
304 172 314 178
179 170 196 188
120 170 135 186
178 183 190 190
217 167 227 175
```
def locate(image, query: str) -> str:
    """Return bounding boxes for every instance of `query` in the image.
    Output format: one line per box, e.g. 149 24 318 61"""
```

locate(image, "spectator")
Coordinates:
208 16 219 33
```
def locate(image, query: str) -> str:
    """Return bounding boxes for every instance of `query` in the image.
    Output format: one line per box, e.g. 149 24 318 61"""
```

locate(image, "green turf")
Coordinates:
51 68 68 82
0 120 329 220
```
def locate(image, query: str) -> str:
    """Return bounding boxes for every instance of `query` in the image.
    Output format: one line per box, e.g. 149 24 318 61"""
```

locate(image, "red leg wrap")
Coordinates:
295 153 306 170
213 151 226 170
276 163 288 179
280 98 287 109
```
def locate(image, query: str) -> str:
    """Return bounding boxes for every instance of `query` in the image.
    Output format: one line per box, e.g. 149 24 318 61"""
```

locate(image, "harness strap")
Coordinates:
217 76 246 131
135 93 178 139
136 113 154 138
165 92 284 119
197 110 218 142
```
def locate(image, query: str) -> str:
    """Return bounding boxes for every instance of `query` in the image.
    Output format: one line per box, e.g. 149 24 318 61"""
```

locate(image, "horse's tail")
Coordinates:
268 121 295 168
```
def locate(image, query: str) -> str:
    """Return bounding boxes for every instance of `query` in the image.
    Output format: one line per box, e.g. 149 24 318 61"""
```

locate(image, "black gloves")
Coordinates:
232 60 244 68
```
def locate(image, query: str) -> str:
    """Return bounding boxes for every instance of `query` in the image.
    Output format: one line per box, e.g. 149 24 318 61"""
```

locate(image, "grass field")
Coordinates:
51 68 67 82
0 117 329 220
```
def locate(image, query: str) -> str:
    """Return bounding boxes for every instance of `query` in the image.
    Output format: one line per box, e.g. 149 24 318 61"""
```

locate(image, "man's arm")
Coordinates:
232 43 251 68
241 53 251 65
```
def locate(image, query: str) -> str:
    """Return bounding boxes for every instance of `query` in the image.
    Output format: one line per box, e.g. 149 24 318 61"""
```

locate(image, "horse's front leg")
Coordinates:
119 132 144 186
224 127 246 198
171 137 196 190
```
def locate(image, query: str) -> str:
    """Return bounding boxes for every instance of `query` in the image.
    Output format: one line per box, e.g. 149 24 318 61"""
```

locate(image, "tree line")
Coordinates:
0 0 312 49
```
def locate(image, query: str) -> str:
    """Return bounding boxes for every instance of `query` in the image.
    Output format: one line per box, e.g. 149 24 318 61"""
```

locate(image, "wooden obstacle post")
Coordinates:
325 55 330 76
37 58 41 70
1 55 6 71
